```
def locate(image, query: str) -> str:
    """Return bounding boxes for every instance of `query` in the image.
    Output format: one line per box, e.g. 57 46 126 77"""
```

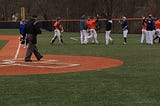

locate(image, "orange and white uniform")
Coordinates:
53 21 63 30
86 18 99 44
141 18 147 43
155 20 160 37
50 19 64 44
141 22 147 43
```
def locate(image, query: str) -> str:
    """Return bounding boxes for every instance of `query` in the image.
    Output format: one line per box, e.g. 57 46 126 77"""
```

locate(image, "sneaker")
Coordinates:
50 40 54 45
123 42 127 45
106 42 109 45
25 59 32 62
37 56 43 61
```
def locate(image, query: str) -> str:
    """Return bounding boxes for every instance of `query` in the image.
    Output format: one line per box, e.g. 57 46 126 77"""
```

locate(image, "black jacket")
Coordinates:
25 19 41 44
146 19 155 31
105 20 112 31
121 20 128 31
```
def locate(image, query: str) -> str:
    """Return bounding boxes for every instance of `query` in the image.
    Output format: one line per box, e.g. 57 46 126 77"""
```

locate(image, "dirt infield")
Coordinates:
0 35 123 76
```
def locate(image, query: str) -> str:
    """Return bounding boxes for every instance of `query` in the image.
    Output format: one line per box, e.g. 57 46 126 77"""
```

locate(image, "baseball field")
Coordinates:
0 29 160 106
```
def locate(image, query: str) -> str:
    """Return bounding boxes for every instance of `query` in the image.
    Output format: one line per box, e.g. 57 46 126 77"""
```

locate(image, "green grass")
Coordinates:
0 40 8 49
0 30 160 106
0 29 19 35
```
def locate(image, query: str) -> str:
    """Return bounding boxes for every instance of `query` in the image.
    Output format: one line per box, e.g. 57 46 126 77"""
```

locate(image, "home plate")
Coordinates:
2 60 15 64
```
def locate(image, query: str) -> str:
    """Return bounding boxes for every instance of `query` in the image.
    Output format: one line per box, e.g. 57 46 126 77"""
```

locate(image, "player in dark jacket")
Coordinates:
146 14 155 45
80 15 88 44
24 15 43 62
119 16 128 44
105 17 113 45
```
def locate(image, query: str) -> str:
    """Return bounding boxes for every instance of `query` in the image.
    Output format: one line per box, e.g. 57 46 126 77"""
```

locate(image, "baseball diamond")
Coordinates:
0 35 123 76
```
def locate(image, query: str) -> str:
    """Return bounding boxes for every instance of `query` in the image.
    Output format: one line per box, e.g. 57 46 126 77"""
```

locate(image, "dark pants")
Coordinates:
25 34 42 61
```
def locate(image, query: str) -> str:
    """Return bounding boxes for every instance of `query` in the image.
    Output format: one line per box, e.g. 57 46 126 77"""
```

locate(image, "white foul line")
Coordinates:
13 40 21 60
0 38 21 66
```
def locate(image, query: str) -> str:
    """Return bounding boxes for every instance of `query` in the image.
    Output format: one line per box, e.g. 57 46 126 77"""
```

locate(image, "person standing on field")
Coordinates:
19 19 26 39
140 17 147 44
154 18 160 43
50 17 64 45
86 16 91 39
80 15 88 44
146 14 155 45
86 15 99 44
119 16 128 45
24 15 43 62
105 17 113 45
19 19 27 47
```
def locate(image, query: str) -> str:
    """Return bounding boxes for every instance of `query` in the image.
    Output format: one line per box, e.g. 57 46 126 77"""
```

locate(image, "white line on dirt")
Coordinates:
0 59 80 69
13 41 21 60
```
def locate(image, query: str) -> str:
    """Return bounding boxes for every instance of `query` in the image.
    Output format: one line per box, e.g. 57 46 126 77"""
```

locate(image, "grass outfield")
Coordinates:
0 29 160 106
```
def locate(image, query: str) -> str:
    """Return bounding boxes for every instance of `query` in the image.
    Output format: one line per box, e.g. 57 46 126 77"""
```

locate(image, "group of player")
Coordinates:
48 14 129 45
80 14 129 45
141 14 160 45
38 14 129 45
52 13 160 45
51 15 101 45
20 14 160 48
20 16 127 47
80 14 99 44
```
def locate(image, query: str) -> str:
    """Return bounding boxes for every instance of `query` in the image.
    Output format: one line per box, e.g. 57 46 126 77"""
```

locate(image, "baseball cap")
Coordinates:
122 16 126 19
148 13 152 17
56 17 62 21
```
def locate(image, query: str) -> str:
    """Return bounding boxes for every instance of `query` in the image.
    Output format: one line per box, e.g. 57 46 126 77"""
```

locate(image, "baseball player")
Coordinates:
140 17 147 44
80 15 88 44
86 15 99 44
86 16 91 39
146 14 155 45
19 19 26 47
154 18 160 43
105 17 113 45
50 17 64 45
119 16 128 45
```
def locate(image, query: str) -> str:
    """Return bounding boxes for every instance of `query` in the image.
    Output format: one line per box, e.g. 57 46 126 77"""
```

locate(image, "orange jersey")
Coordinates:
155 20 160 29
86 19 97 29
142 22 146 30
90 19 97 29
86 20 91 29
53 21 62 30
